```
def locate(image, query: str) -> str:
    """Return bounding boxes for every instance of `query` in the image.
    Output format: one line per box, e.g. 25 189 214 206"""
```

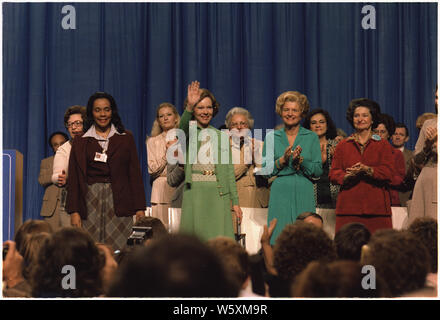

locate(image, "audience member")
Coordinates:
407 217 437 274
361 229 431 297
3 241 29 297
334 222 371 261
296 212 324 229
30 227 105 297
14 219 53 254
269 222 336 297
291 260 389 298
106 234 238 297
207 236 261 297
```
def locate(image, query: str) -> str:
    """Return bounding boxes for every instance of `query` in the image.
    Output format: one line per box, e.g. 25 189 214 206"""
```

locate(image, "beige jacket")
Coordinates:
232 139 269 208
39 156 62 217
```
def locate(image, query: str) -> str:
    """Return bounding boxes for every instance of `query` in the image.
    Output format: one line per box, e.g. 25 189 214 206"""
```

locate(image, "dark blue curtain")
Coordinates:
3 2 437 221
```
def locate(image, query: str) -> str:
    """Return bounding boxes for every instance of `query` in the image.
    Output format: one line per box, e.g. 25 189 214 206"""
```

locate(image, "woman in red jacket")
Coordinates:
329 98 394 234
66 92 146 251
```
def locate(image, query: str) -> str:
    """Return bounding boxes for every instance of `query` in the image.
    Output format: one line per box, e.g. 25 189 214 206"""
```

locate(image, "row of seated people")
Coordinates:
3 215 437 298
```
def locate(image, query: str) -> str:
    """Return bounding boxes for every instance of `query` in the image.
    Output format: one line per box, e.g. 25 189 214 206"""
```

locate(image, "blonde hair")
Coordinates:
416 113 436 130
149 102 180 137
225 107 255 129
275 91 310 117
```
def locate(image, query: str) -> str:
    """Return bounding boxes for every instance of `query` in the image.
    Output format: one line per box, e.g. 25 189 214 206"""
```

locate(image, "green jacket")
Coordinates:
179 110 239 206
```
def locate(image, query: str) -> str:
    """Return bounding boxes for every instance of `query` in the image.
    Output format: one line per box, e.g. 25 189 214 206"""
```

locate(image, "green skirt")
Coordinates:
180 181 234 241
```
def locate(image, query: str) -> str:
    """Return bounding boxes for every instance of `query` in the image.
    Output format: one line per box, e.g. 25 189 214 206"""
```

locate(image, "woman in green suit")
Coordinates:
262 91 323 245
178 81 243 241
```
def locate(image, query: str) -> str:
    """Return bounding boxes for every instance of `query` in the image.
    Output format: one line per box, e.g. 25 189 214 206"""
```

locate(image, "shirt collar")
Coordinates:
82 124 124 140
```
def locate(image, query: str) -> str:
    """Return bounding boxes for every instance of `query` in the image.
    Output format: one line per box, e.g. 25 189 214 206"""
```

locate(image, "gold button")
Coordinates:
219 192 223 196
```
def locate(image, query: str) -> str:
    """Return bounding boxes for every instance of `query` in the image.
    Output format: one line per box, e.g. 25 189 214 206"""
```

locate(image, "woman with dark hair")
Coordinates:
51 105 87 228
178 81 242 241
329 98 394 234
375 113 406 207
303 109 340 237
66 92 146 250
30 227 105 297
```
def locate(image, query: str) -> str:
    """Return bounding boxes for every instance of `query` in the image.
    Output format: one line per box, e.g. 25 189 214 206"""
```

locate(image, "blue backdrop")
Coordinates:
2 2 437 221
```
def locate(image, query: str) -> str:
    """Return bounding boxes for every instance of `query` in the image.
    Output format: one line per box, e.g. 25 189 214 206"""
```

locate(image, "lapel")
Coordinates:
106 133 124 159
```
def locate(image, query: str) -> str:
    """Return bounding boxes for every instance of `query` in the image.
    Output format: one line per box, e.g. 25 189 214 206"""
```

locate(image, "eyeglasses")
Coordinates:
66 120 83 128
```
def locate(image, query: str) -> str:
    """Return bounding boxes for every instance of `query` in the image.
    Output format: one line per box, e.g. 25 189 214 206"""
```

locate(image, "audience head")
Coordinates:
303 108 338 140
96 243 118 295
14 220 53 255
31 227 105 297
107 234 238 297
21 232 51 281
48 131 69 153
291 260 389 298
296 212 323 229
150 102 180 137
346 98 381 130
273 222 337 285
207 236 250 293
361 229 430 296
375 113 396 140
407 217 438 273
334 223 371 261
86 91 125 133
391 122 410 148
63 105 87 139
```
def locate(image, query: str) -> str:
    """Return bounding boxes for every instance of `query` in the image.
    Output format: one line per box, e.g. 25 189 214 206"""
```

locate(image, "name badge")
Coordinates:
94 152 108 163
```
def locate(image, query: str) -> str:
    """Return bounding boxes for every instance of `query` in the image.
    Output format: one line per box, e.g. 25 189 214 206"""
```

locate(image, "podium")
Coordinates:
3 150 23 241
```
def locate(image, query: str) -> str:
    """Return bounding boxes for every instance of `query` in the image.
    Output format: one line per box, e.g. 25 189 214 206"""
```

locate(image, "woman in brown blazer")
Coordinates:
66 92 146 250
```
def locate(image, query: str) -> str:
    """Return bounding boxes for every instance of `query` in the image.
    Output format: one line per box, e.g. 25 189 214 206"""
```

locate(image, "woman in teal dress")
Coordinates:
178 81 243 241
262 91 323 245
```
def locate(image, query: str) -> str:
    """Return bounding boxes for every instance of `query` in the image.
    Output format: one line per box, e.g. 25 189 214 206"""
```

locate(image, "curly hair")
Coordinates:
85 92 125 133
30 227 105 297
377 113 396 137
303 108 338 139
407 217 438 273
361 230 430 296
63 105 87 128
291 260 390 298
225 107 255 129
346 98 381 129
275 91 310 117
273 222 337 284
334 223 371 261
